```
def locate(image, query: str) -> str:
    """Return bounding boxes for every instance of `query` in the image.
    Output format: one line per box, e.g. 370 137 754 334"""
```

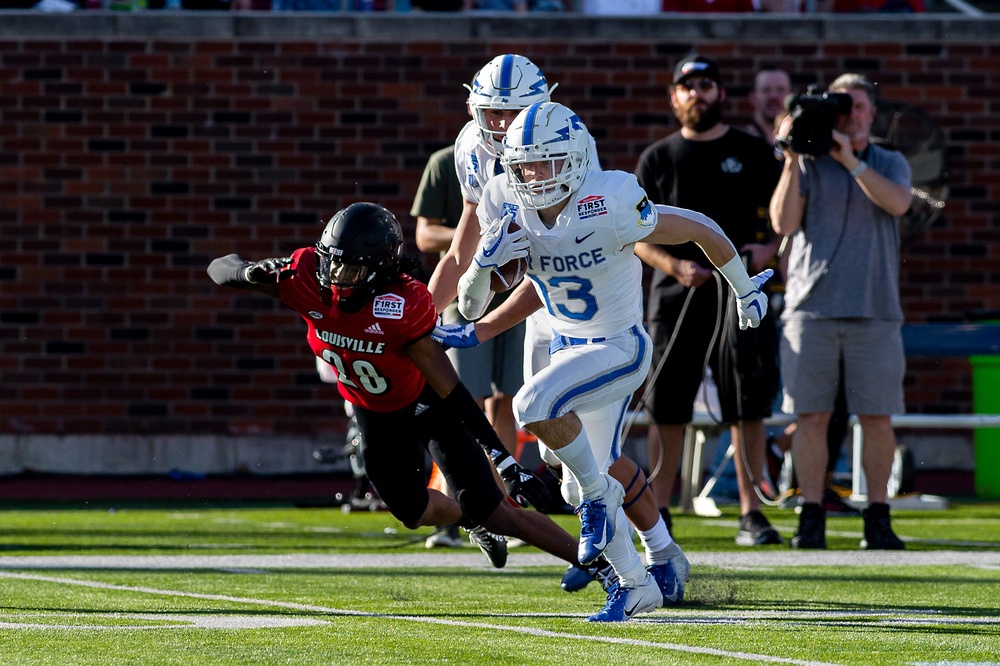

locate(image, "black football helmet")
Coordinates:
316 202 404 311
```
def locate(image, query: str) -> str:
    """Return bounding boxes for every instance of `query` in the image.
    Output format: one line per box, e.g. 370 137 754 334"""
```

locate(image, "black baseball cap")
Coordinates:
673 54 721 86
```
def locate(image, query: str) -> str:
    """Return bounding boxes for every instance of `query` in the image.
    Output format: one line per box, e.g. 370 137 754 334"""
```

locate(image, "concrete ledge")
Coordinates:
0 434 344 476
0 11 995 41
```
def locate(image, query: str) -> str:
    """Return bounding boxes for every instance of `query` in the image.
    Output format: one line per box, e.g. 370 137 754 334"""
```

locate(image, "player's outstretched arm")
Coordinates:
207 253 293 300
645 206 771 329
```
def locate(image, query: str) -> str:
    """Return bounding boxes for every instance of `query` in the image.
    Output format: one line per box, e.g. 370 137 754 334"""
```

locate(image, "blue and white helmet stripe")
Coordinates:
502 101 592 210
520 101 544 146
466 54 554 155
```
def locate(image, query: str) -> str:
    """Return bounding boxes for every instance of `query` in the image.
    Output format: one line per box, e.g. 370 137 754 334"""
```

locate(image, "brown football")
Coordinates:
490 255 528 292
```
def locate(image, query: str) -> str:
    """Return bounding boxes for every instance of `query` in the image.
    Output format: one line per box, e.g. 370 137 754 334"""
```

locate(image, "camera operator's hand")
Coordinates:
829 129 856 169
774 114 798 159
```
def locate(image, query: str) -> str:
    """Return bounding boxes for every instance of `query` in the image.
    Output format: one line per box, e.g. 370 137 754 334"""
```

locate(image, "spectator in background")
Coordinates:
744 67 861 516
634 54 783 547
662 0 755 10
413 145 465 282
577 0 659 12
745 65 792 147
411 0 463 8
771 73 912 550
819 0 924 10
466 0 565 9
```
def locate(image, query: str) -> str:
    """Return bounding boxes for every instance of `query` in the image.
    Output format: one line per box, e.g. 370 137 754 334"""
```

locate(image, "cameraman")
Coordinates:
770 73 913 550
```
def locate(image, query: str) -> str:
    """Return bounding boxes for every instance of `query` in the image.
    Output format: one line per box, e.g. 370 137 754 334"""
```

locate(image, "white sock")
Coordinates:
551 430 605 498
639 517 675 566
603 507 646 588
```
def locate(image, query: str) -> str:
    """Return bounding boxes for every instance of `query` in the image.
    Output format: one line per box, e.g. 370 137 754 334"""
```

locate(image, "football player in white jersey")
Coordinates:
427 54 557 475
432 54 602 378
437 102 771 622
435 56 648 595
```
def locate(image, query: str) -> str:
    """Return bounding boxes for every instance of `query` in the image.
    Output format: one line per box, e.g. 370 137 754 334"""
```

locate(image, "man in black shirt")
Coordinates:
635 54 783 546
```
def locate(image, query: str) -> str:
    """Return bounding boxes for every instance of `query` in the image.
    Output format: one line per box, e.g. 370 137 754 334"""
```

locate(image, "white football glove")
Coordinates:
735 268 773 330
473 214 529 271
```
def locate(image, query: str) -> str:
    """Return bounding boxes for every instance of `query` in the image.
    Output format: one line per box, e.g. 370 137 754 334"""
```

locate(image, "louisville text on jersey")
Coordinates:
314 329 386 354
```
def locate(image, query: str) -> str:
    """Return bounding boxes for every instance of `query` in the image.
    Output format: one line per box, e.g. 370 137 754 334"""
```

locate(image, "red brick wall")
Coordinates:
2 35 997 438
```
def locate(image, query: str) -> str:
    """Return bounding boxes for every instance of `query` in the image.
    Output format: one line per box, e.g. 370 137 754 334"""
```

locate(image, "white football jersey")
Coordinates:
455 120 602 205
478 170 657 339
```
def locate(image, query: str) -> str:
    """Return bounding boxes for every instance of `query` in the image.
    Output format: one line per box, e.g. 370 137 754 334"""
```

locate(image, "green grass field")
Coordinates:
1 499 998 665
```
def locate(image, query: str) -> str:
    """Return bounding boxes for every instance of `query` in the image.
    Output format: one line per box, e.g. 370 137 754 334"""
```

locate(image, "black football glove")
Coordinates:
500 462 554 511
243 257 295 284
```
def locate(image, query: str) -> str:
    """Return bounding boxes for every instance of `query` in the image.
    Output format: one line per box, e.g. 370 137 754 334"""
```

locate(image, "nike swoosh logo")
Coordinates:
589 523 609 552
624 600 641 618
575 231 595 244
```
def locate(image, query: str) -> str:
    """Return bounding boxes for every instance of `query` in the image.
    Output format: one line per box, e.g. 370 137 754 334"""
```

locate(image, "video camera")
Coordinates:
778 86 853 157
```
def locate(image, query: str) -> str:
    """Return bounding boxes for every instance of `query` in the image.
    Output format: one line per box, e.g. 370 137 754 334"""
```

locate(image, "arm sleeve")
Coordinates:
457 264 495 320
441 382 512 468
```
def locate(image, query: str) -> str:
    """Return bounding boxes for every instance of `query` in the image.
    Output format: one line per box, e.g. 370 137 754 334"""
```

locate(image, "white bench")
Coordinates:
626 411 1000 514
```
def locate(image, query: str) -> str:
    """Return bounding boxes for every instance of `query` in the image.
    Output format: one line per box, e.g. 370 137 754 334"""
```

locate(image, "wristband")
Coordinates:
717 254 756 296
849 161 868 178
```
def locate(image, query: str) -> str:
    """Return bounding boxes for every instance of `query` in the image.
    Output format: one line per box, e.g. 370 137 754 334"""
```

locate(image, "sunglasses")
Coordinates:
676 77 717 92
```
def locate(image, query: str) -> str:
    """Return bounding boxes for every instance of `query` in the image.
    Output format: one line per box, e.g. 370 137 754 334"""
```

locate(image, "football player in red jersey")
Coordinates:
208 202 613 582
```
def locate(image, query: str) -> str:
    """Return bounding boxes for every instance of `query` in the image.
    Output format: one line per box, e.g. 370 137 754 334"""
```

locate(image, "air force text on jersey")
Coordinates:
529 247 607 273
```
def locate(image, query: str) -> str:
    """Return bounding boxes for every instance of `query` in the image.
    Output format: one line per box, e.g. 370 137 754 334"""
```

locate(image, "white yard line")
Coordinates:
1 550 999 570
0 571 842 666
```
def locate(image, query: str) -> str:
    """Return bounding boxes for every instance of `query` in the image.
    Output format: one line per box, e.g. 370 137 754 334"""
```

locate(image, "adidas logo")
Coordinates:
364 322 384 335
414 403 429 416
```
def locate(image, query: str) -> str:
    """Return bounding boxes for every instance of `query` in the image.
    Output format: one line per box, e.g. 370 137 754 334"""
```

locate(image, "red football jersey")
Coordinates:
276 247 437 412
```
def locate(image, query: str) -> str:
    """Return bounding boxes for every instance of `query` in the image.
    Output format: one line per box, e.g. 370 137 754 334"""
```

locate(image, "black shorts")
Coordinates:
646 282 779 425
353 384 504 527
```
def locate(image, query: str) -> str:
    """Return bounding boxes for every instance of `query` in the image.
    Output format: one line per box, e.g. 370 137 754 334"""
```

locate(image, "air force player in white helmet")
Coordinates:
437 56 686 601
429 54 601 374
437 102 772 622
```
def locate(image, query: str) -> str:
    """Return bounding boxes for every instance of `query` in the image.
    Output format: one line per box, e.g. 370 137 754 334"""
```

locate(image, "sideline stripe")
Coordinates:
2 549 999 570
0 571 842 666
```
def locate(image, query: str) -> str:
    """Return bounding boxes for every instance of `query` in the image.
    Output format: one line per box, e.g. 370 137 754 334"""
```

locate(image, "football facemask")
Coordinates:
502 102 591 210
316 202 403 309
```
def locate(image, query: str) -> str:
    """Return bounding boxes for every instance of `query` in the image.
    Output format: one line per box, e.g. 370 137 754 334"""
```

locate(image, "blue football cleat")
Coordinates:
586 574 661 622
576 475 624 566
647 561 684 606
561 556 618 593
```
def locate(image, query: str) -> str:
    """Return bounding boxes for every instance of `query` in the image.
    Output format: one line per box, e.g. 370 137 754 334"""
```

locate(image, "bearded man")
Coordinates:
633 54 785 547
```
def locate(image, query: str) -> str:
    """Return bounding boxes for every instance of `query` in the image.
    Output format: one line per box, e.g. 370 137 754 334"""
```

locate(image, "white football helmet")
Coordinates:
502 102 591 210
465 54 556 156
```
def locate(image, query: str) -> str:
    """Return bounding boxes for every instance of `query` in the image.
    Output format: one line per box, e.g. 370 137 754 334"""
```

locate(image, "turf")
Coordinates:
0 499 998 665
